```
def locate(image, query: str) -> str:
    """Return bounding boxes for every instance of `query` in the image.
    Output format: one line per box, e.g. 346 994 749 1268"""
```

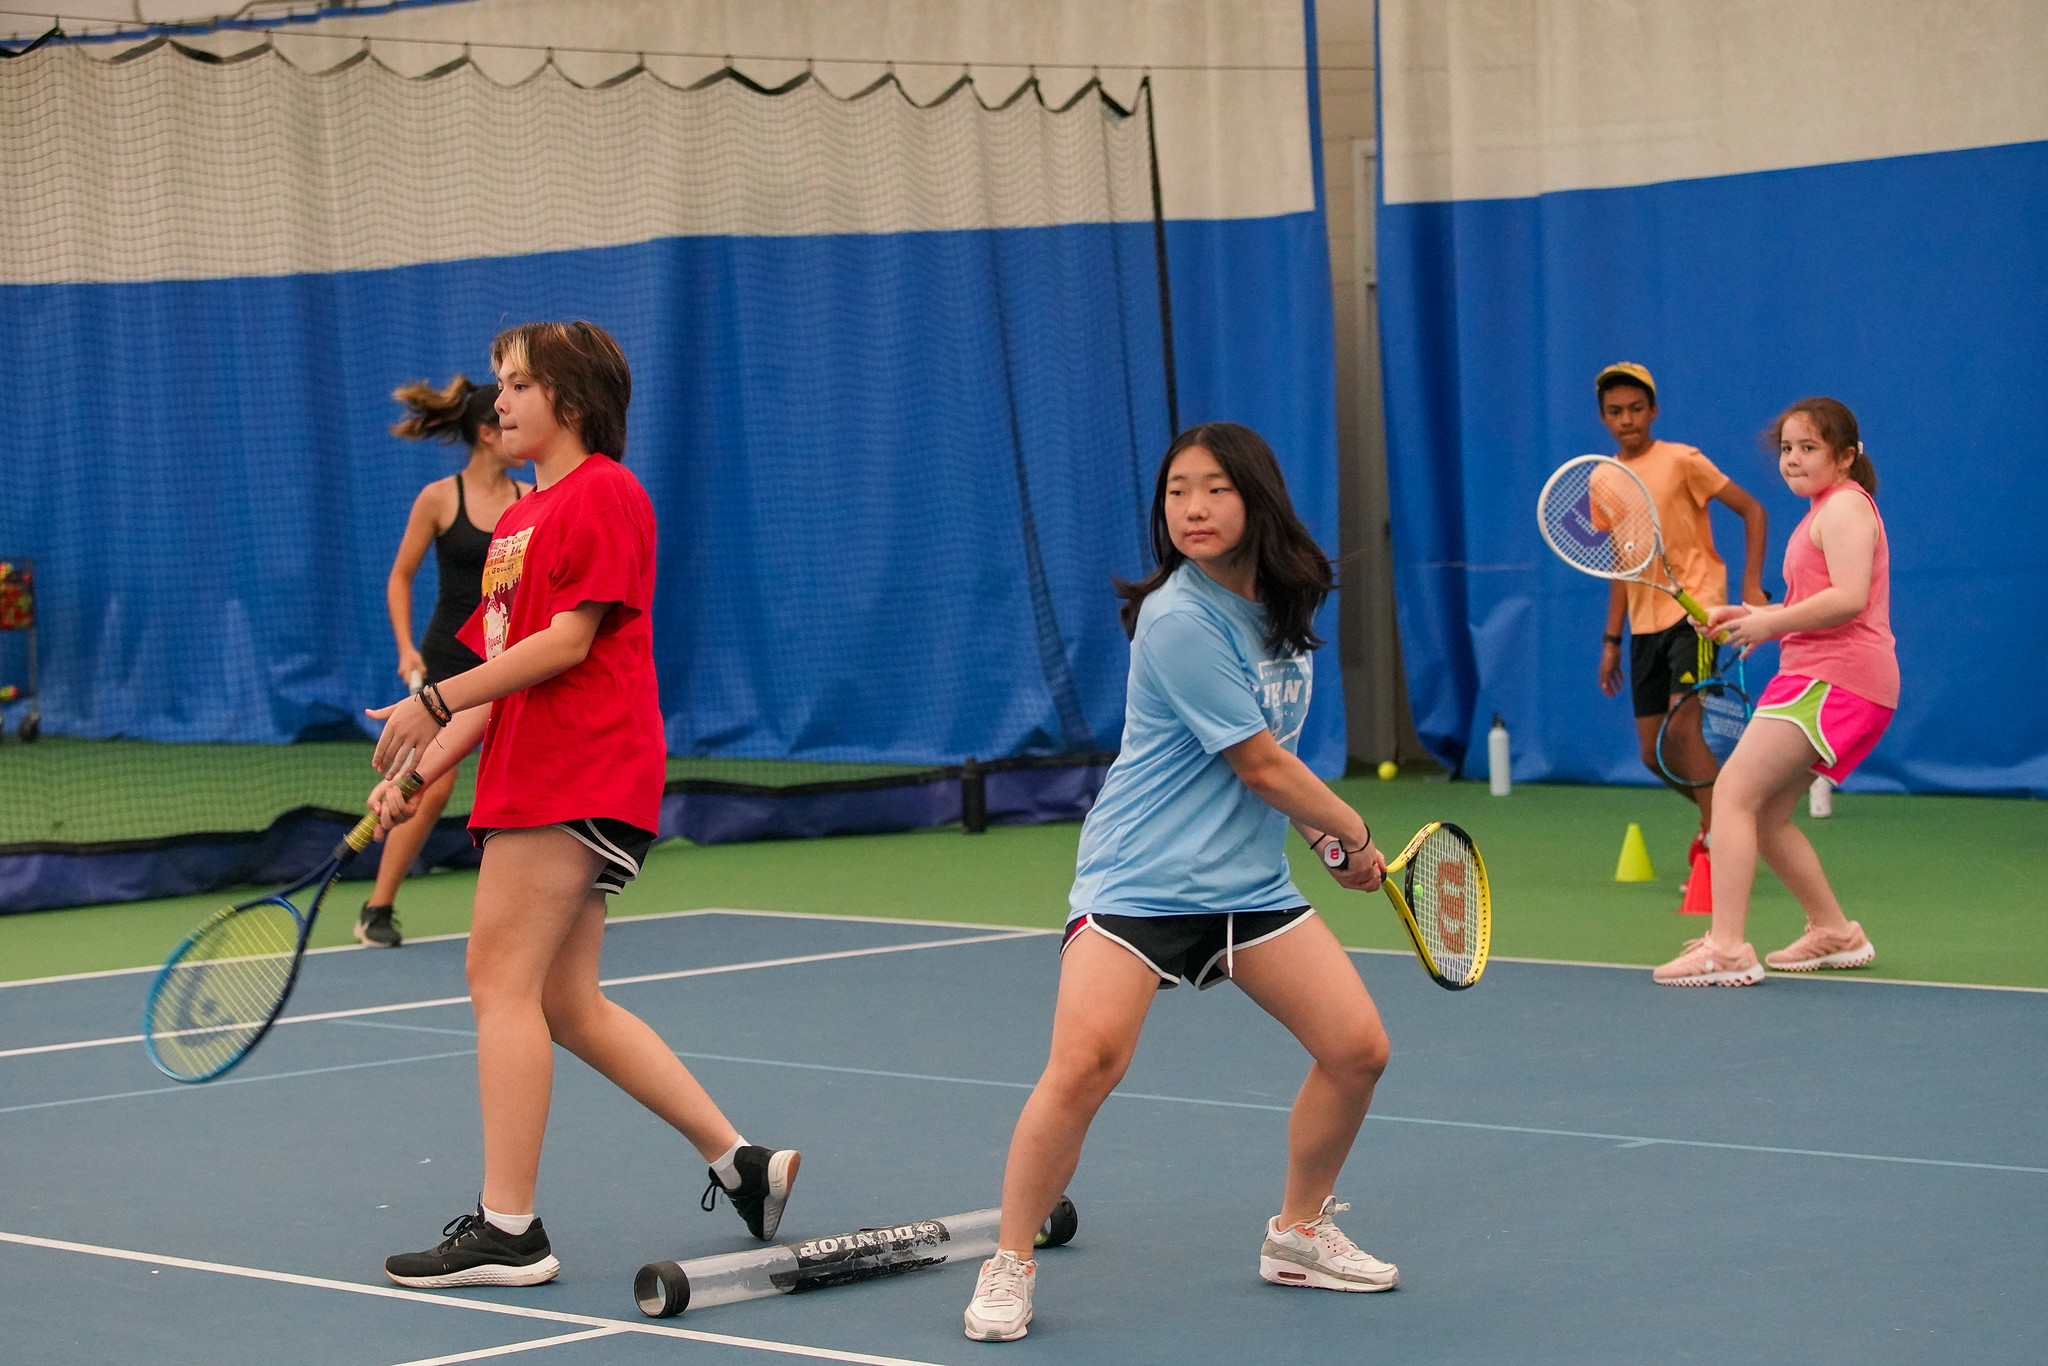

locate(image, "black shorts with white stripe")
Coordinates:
1062 906 1316 990
476 818 655 895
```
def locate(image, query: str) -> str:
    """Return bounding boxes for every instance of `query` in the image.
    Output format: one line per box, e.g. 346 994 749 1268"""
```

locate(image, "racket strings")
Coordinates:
1538 460 1660 578
145 901 302 1078
1403 831 1480 984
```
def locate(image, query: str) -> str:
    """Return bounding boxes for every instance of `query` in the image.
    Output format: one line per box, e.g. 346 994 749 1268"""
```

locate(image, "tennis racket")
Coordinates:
1655 643 1752 789
1537 455 1718 630
142 773 422 1082
1316 822 1491 990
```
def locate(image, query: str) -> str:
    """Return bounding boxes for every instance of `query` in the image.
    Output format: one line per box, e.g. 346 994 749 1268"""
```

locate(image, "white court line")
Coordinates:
14 901 2041 994
0 906 1053 991
0 1230 957 1366
386 1328 626 1366
667 1051 2048 1176
0 907 743 989
0 929 1038 1060
0 1049 478 1116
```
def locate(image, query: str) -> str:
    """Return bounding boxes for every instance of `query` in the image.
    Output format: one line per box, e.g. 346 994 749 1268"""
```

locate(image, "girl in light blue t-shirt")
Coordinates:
964 423 1400 1342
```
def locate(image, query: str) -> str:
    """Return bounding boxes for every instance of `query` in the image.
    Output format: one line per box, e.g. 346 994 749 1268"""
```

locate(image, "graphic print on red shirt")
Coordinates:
458 455 665 834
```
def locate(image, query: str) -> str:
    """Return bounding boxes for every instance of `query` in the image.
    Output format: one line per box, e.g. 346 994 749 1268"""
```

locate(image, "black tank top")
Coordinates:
423 473 521 646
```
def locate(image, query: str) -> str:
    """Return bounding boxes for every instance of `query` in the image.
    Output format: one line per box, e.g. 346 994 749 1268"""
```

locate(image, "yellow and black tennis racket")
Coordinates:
1316 821 1491 990
142 773 421 1082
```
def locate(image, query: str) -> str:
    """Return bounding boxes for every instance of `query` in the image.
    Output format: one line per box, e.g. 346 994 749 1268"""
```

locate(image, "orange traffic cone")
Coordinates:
1679 848 1713 915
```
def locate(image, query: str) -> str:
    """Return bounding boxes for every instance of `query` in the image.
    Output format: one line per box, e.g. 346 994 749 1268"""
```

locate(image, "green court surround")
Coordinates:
2 776 2041 990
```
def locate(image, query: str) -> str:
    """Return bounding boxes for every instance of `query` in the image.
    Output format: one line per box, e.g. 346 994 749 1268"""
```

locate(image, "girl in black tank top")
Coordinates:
366 375 530 946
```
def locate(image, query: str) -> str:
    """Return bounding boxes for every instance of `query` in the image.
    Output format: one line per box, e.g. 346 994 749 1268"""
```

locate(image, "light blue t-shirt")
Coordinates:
1069 561 1312 920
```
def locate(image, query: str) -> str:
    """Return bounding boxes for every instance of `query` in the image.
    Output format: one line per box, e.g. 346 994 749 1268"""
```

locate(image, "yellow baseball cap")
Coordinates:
1595 362 1656 403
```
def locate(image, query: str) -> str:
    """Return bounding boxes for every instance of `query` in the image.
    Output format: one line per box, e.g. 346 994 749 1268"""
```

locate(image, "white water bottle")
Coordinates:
1809 775 1833 818
1488 714 1511 796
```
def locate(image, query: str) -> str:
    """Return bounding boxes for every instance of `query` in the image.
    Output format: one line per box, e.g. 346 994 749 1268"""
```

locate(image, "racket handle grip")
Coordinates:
407 669 425 695
343 772 425 854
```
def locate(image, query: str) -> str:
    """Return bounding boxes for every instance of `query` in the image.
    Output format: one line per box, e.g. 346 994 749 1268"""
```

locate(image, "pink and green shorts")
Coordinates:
1752 674 1893 783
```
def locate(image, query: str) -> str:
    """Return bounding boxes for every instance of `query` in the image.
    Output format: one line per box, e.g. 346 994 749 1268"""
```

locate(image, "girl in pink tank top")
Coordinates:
1653 398 1895 988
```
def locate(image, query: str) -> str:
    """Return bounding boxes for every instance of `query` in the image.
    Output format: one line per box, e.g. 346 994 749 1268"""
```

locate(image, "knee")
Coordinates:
1042 1039 1133 1105
1319 1028 1390 1091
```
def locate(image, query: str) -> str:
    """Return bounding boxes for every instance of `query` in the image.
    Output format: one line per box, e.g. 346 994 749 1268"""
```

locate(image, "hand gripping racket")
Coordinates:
142 773 422 1082
1317 822 1491 990
1537 455 1720 631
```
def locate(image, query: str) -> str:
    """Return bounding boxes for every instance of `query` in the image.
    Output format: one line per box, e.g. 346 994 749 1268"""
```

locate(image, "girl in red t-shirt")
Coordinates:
1653 398 1894 987
362 322 799 1287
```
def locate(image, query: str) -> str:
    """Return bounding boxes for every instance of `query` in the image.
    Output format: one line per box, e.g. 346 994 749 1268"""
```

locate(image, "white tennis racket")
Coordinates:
1536 455 1715 627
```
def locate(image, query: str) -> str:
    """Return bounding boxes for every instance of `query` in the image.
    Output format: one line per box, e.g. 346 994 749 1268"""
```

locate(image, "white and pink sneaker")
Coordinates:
1653 936 1765 986
963 1249 1035 1341
1766 920 1875 971
1260 1198 1398 1292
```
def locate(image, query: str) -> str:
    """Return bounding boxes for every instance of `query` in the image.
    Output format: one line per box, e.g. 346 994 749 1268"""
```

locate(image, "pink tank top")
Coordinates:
1777 481 1898 709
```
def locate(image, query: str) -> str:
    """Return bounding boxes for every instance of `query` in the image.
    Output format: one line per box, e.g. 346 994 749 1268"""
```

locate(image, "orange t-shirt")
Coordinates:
1615 441 1730 634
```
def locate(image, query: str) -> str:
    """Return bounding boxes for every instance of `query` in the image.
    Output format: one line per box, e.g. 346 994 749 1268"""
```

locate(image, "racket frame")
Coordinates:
142 775 420 1082
1655 650 1753 790
1311 820 1491 990
1380 821 1491 991
1538 455 1716 629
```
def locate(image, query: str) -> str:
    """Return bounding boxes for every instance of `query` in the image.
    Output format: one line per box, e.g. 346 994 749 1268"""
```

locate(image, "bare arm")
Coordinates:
368 601 613 773
1223 730 1384 890
386 484 446 677
1713 479 1771 605
1599 581 1626 696
1706 493 1876 648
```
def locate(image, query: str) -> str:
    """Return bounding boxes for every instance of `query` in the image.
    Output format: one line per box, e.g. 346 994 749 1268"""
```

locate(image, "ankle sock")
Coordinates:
482 1204 534 1236
711 1138 747 1190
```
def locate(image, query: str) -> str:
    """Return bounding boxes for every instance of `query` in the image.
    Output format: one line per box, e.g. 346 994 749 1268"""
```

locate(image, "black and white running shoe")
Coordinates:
701 1145 801 1241
355 902 403 948
384 1207 558 1288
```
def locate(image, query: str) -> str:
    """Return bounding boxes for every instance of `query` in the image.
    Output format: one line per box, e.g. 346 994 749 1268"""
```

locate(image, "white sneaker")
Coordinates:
1260 1197 1399 1292
963 1248 1035 1341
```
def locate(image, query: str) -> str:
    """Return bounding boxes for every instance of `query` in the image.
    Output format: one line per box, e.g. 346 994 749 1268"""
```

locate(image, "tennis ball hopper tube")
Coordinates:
635 1197 1078 1317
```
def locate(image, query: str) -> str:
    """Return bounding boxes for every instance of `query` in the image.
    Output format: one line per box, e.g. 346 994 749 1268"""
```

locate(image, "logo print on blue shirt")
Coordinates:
1255 658 1311 748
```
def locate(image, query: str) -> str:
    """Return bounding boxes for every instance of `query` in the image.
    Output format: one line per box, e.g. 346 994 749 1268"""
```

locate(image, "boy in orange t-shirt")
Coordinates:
1592 364 1769 874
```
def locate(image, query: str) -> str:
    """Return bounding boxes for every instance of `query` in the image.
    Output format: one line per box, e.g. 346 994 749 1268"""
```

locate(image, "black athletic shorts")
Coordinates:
475 817 655 896
1629 621 1710 718
1062 907 1316 990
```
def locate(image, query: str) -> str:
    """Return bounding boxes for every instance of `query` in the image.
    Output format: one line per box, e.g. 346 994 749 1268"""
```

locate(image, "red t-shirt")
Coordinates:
457 455 665 833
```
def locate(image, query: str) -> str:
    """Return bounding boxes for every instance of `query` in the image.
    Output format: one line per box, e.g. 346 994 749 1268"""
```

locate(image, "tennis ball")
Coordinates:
1377 760 1398 781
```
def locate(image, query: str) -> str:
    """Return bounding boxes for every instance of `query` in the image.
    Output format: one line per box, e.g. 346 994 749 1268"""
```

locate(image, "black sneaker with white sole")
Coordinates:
355 902 403 948
701 1145 801 1241
384 1207 559 1288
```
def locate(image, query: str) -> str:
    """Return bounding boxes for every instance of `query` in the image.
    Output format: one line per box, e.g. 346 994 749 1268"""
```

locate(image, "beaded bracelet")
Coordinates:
419 682 452 727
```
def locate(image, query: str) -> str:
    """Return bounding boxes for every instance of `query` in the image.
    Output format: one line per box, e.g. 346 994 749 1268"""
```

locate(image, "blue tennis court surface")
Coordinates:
3 909 2044 1365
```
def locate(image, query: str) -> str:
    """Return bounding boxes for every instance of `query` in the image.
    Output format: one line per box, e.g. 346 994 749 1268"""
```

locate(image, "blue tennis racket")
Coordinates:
142 774 420 1082
1656 647 1751 789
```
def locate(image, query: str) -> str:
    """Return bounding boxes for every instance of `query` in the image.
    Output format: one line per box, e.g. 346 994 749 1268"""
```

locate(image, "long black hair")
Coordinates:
1115 422 1333 655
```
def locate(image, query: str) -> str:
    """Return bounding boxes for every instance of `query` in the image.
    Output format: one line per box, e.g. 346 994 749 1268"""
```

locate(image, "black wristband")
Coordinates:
1603 633 1623 645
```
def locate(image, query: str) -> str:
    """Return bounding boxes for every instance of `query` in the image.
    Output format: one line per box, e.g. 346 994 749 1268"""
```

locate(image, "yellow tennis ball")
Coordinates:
1377 760 1398 780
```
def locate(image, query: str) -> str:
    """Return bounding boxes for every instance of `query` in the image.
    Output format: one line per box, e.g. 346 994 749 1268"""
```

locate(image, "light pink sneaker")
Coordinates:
1765 921 1875 971
1652 937 1765 986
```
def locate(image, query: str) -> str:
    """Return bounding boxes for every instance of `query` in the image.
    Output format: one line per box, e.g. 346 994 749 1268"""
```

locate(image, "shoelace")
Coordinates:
1305 1202 1367 1260
700 1179 724 1214
978 1254 1030 1304
438 1212 488 1248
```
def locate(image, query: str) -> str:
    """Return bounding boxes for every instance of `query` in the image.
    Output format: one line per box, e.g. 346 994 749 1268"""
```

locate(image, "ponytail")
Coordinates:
390 375 500 447
1764 396 1877 498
